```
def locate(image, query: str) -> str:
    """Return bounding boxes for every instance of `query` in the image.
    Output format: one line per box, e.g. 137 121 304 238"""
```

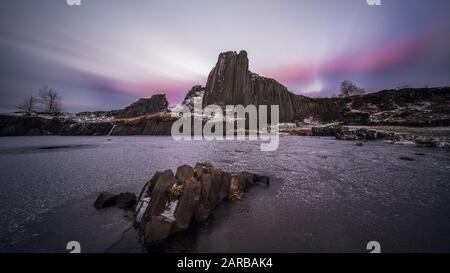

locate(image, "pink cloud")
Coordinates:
81 72 204 103
262 30 437 87
80 30 438 102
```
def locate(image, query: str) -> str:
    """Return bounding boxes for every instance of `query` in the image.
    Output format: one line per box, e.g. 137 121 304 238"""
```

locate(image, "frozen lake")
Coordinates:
0 136 449 252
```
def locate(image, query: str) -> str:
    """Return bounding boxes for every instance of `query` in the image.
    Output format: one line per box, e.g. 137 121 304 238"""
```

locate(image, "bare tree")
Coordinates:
339 80 365 97
38 86 63 113
17 96 37 114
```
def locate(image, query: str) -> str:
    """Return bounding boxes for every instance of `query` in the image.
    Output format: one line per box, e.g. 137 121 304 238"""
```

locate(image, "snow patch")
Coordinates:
161 200 178 222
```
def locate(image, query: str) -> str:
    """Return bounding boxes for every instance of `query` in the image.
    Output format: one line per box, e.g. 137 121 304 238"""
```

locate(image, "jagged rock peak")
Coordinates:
204 50 250 107
203 50 297 121
217 50 248 61
183 85 205 103
115 94 169 118
183 85 205 110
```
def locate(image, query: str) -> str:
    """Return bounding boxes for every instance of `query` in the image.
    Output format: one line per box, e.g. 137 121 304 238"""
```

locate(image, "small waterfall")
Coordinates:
107 124 117 136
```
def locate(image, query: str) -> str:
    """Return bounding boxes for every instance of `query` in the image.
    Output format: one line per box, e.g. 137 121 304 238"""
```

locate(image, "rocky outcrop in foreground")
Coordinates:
94 163 269 248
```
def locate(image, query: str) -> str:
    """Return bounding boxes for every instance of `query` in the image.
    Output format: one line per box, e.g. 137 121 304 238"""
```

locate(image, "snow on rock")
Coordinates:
160 200 178 223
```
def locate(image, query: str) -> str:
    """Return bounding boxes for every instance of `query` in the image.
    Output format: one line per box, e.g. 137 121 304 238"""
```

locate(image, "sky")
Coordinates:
0 0 449 112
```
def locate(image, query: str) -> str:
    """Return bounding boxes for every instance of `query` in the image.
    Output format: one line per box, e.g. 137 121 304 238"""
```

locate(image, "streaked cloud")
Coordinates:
0 0 449 112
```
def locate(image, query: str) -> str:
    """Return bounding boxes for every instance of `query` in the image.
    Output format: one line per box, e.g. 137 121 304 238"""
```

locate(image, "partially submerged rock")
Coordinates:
94 163 269 248
116 192 137 209
94 191 136 210
133 162 269 247
93 192 118 209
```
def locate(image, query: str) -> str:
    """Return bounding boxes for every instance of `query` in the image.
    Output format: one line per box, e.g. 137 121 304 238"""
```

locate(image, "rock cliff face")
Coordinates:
113 94 169 119
340 87 450 126
182 85 205 111
1 51 449 137
0 112 176 137
202 50 450 124
203 51 297 121
110 112 176 136
0 115 113 136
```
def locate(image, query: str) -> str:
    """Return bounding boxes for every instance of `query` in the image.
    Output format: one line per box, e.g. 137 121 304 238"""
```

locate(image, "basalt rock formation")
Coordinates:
134 163 269 247
203 51 295 121
109 112 177 136
181 85 206 111
94 163 269 248
113 94 169 119
1 51 450 137
201 50 450 125
202 50 341 122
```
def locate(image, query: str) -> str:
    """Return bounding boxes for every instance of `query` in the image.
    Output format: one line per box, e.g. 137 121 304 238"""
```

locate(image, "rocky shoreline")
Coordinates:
283 123 450 150
1 114 449 150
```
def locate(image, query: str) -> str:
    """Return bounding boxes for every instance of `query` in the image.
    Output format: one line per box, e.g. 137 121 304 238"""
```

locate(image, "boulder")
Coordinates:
175 165 195 182
174 178 200 230
143 215 174 245
194 162 213 177
129 163 269 247
143 170 176 219
94 191 138 210
229 173 252 200
219 172 233 202
93 192 118 209
116 192 137 209
134 170 177 246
